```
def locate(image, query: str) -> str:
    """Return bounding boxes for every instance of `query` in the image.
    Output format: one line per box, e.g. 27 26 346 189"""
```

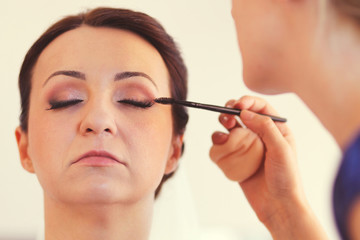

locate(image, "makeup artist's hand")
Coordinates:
209 96 328 240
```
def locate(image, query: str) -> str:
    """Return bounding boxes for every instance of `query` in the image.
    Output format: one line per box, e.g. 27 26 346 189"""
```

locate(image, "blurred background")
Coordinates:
0 0 341 239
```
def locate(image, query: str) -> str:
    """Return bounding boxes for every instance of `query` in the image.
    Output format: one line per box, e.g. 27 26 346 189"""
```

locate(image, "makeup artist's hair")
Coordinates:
332 0 360 23
18 7 188 198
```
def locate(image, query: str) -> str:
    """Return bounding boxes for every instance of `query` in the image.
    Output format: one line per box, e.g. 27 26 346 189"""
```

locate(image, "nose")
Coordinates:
79 101 117 136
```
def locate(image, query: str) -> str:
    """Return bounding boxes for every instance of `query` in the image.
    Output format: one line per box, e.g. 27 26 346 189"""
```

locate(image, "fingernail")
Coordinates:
212 132 228 145
226 100 235 108
226 103 234 108
220 115 229 124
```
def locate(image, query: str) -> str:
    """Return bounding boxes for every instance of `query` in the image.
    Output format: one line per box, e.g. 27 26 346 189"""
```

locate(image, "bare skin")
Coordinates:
210 96 328 240
15 26 183 240
210 0 360 239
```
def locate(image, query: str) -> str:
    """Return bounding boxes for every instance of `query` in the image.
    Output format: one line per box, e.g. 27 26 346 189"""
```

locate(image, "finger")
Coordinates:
210 128 257 163
240 110 290 158
219 99 243 130
219 114 241 131
235 95 279 115
216 138 264 182
236 96 292 141
225 99 236 108
209 127 263 182
211 131 229 145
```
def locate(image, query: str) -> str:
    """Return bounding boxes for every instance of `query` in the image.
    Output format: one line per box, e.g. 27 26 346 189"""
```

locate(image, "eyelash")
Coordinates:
47 99 83 110
46 98 154 110
118 99 154 109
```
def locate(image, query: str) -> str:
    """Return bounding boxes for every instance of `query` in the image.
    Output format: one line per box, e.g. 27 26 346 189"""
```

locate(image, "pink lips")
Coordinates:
73 150 125 167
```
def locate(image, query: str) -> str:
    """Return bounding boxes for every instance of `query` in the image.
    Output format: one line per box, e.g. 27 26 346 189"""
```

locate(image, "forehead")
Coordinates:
32 26 169 89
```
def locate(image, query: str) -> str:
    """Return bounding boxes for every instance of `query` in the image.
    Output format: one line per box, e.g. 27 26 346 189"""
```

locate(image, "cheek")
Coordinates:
123 109 174 183
232 7 266 89
242 58 285 95
128 111 173 158
232 0 252 50
235 20 287 93
27 106 76 180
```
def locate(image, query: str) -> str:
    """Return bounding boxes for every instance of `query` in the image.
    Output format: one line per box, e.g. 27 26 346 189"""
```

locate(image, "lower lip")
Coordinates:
75 156 121 167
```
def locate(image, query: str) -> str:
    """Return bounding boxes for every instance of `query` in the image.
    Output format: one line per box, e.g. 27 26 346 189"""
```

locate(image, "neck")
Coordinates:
293 6 360 150
297 77 360 150
295 42 360 150
44 194 154 240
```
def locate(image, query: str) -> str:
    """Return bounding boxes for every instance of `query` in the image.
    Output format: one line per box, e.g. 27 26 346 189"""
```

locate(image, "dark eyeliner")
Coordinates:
47 99 83 110
118 99 154 109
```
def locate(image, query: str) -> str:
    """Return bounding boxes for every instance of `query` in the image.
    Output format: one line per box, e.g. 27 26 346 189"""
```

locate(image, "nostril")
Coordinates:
86 128 93 133
104 128 111 133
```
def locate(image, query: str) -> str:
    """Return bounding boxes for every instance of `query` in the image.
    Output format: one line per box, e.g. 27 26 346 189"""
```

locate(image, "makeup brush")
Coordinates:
154 97 287 122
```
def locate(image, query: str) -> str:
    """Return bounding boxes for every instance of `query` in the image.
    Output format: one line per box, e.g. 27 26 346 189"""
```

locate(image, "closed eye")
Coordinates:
118 99 154 109
47 99 83 110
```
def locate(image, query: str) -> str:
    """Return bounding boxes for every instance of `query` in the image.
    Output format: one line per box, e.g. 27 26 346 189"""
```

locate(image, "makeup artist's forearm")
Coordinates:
263 199 329 240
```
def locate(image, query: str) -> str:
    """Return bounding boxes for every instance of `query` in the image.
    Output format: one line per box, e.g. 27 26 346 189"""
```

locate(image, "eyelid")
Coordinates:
114 82 156 98
47 99 83 110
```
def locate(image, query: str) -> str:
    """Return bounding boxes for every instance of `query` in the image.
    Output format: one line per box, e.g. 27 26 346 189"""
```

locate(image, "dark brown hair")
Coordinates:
18 7 188 198
332 0 360 22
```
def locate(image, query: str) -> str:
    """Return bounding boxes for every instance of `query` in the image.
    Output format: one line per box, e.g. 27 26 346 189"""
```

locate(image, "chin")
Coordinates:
243 70 286 95
77 183 155 206
56 179 131 205
63 187 118 205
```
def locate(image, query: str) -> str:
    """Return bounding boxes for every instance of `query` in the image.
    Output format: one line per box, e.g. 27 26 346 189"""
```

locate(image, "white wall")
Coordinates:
0 0 341 239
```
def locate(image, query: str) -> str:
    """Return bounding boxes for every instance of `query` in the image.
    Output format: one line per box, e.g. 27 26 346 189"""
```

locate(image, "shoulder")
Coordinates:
345 132 360 158
333 131 360 239
336 132 360 188
344 134 360 239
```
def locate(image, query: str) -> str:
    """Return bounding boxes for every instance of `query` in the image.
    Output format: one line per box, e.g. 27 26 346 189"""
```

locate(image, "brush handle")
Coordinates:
170 99 287 122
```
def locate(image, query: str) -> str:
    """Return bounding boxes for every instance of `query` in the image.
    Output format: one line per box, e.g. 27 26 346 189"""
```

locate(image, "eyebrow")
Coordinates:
43 70 86 87
115 71 158 89
43 70 158 89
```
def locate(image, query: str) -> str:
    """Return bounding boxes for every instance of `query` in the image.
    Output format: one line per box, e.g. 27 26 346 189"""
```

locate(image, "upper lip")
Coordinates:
73 150 126 166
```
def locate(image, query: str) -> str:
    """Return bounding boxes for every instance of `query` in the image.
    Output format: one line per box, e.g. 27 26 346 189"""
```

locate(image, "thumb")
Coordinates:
240 110 288 155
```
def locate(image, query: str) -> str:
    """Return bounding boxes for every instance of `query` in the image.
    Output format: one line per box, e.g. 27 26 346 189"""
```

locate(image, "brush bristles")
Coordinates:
154 97 174 104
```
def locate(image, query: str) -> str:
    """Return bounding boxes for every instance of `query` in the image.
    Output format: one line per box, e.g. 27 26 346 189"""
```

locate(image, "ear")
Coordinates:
164 134 184 175
15 126 35 173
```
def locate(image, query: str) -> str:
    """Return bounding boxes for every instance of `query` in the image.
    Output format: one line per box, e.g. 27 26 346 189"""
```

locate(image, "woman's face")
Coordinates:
231 0 301 94
16 26 182 204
